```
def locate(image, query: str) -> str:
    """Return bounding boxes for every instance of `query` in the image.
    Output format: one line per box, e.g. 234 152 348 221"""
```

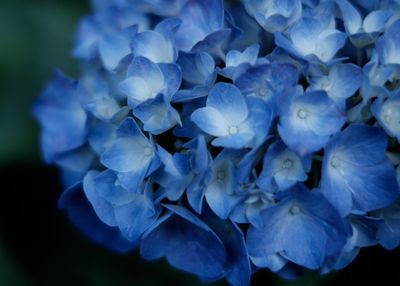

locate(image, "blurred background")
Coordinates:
0 0 399 285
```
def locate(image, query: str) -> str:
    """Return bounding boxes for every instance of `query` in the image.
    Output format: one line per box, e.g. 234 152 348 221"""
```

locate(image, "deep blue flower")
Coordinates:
58 182 137 253
257 140 311 191
308 63 363 107
175 0 228 53
140 205 227 281
173 51 216 102
35 0 400 284
205 149 245 219
235 61 298 114
83 170 161 241
247 184 348 270
321 124 399 216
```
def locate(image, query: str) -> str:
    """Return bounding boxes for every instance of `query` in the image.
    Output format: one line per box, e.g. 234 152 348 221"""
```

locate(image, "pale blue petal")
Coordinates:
132 31 174 63
83 170 117 226
191 106 229 137
363 10 392 33
99 34 131 70
207 83 248 126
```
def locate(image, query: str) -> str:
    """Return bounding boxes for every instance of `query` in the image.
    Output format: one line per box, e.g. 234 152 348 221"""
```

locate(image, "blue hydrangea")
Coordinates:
34 0 400 285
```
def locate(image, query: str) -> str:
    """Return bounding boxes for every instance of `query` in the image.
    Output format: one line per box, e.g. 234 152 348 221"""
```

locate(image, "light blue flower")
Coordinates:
377 19 400 66
376 202 400 250
175 0 227 52
322 215 380 273
218 44 260 79
73 6 148 70
275 15 346 63
132 18 181 63
321 124 399 216
205 149 246 219
308 63 363 107
143 0 188 17
257 140 311 191
83 170 161 242
191 83 272 149
173 51 216 102
372 91 400 142
79 74 129 122
242 0 302 33
235 62 298 114
58 182 136 253
278 88 346 156
336 0 392 47
100 118 160 191
119 56 182 107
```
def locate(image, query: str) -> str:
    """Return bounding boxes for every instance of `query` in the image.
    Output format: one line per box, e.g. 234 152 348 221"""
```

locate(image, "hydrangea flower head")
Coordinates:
34 0 400 285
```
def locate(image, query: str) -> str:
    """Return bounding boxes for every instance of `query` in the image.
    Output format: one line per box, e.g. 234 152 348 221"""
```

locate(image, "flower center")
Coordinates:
282 158 293 169
384 114 392 124
144 146 153 157
216 170 226 181
297 108 308 119
330 155 341 169
289 205 301 215
228 126 239 135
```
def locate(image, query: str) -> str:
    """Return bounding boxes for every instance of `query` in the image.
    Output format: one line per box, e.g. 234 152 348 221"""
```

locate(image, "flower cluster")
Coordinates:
34 0 400 284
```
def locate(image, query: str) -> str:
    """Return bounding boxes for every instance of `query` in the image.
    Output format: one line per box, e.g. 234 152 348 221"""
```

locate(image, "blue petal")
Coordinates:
203 208 251 286
175 0 224 51
83 170 117 226
205 158 240 219
310 63 363 103
133 95 181 135
92 170 134 206
207 83 248 126
33 70 87 162
158 63 182 99
177 51 215 85
371 94 400 141
377 20 400 65
58 182 136 253
114 188 160 242
132 31 174 63
278 90 345 155
321 124 400 216
336 0 362 34
258 141 308 191
98 34 131 70
191 107 229 137
119 57 165 106
140 206 226 280
100 119 155 173
247 185 348 270
363 10 392 33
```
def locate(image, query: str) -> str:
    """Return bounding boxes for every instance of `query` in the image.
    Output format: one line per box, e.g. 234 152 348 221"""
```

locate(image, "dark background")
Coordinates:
0 0 399 285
